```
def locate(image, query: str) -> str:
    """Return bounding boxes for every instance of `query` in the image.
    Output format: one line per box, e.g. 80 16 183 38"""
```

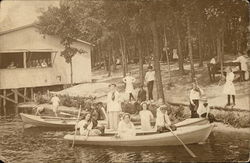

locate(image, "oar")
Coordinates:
167 126 197 158
71 105 82 148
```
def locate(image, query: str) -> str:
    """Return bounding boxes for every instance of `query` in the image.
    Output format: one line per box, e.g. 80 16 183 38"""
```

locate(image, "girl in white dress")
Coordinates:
139 102 154 131
123 72 136 101
117 113 136 138
223 67 236 106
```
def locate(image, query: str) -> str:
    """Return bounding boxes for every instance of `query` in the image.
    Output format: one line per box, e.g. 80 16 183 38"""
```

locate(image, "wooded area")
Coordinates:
37 0 249 101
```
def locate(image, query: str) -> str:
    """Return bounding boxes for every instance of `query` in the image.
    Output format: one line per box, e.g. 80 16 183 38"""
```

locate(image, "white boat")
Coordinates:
64 124 214 146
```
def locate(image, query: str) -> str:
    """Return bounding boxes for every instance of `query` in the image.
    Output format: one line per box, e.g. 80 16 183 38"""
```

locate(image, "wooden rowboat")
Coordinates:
20 113 107 128
64 124 214 146
20 113 209 129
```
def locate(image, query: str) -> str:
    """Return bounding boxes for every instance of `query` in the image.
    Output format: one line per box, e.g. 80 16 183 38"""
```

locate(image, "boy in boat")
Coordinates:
155 99 176 133
51 94 60 117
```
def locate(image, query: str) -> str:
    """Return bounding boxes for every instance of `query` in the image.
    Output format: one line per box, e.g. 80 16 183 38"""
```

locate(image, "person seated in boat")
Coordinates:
197 98 220 123
75 113 102 136
139 102 154 131
92 113 105 135
155 101 176 133
117 113 136 138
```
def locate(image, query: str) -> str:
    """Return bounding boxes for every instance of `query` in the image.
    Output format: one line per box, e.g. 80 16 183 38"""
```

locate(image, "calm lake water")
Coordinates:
0 120 249 163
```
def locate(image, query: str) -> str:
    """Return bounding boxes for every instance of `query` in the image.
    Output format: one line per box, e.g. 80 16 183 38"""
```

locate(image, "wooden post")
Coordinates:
24 88 27 102
3 89 6 117
14 89 18 116
23 52 27 68
31 88 34 101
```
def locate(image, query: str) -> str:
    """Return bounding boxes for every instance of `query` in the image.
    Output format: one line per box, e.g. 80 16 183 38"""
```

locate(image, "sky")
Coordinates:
0 0 59 32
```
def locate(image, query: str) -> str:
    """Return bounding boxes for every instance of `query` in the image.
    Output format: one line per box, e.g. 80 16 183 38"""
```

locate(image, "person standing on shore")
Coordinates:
51 94 60 117
107 83 121 130
145 66 155 102
233 51 249 81
223 67 236 107
123 72 136 102
189 83 204 118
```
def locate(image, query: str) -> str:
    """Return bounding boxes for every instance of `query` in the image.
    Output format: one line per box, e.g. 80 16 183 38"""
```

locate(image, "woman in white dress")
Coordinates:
123 72 136 101
117 113 136 138
107 84 122 130
223 67 236 106
139 102 154 131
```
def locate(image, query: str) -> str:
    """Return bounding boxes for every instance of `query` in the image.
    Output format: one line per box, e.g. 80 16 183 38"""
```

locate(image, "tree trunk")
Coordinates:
198 33 203 67
70 59 73 86
150 19 165 102
119 34 127 77
108 45 112 77
174 14 185 74
137 36 144 85
187 16 195 81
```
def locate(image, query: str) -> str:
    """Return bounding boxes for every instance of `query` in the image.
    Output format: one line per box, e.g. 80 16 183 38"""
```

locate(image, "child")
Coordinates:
145 66 155 101
197 98 220 123
189 83 204 118
137 84 147 103
139 102 154 131
223 67 236 107
123 72 136 101
51 94 60 117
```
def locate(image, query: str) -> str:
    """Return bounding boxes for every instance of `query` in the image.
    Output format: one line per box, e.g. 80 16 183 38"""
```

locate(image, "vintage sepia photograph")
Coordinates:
0 0 249 162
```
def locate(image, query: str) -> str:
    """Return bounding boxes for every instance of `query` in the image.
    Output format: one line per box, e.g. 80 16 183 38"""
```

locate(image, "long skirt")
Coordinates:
108 111 120 130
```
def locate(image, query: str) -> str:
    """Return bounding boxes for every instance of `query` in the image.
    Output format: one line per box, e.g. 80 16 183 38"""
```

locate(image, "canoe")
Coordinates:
64 124 214 146
20 113 107 128
20 113 208 129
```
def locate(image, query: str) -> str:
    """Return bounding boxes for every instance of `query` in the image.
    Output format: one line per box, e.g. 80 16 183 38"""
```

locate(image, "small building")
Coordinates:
0 24 93 114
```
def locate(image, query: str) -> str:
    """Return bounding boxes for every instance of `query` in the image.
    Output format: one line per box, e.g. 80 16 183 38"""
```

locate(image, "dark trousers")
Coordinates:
147 81 154 100
129 93 135 101
227 95 235 105
190 99 199 118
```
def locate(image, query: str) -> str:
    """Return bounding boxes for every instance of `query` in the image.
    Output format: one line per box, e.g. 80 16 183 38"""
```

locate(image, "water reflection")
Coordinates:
1 121 250 163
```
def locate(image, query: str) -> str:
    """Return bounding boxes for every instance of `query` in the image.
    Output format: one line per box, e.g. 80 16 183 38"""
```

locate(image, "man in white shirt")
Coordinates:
51 94 60 117
234 52 249 80
145 66 155 101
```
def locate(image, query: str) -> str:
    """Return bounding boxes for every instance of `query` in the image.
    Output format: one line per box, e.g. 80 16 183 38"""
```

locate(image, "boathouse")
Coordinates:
0 24 93 115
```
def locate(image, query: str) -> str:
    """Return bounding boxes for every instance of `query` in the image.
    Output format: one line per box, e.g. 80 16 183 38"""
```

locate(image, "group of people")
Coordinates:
27 58 51 68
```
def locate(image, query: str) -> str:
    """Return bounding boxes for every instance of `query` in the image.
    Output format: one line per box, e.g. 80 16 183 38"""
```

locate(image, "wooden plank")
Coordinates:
23 52 27 68
3 90 6 117
6 92 14 97
0 94 17 104
11 89 31 101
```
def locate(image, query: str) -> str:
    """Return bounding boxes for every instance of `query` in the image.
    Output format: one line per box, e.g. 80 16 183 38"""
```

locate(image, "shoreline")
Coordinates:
213 122 250 134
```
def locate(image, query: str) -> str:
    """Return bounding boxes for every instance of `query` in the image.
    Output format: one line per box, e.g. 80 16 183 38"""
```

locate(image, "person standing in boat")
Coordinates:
51 94 60 117
189 82 204 118
139 102 154 131
117 113 136 138
223 67 236 107
155 103 176 133
123 72 136 102
107 83 122 130
75 113 102 136
145 66 155 102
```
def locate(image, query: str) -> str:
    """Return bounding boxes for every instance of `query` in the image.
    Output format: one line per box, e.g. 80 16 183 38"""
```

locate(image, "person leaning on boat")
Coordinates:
155 101 176 133
189 82 204 118
107 83 122 130
117 113 136 138
75 113 102 136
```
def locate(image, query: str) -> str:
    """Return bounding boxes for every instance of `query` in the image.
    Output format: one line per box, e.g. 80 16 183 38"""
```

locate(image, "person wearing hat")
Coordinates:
117 113 136 138
223 67 236 107
145 66 155 102
155 99 176 133
123 72 136 101
139 102 154 131
233 51 249 80
107 83 122 130
197 98 219 123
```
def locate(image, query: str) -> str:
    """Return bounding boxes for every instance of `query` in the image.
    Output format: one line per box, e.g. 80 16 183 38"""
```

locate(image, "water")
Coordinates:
0 120 249 163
